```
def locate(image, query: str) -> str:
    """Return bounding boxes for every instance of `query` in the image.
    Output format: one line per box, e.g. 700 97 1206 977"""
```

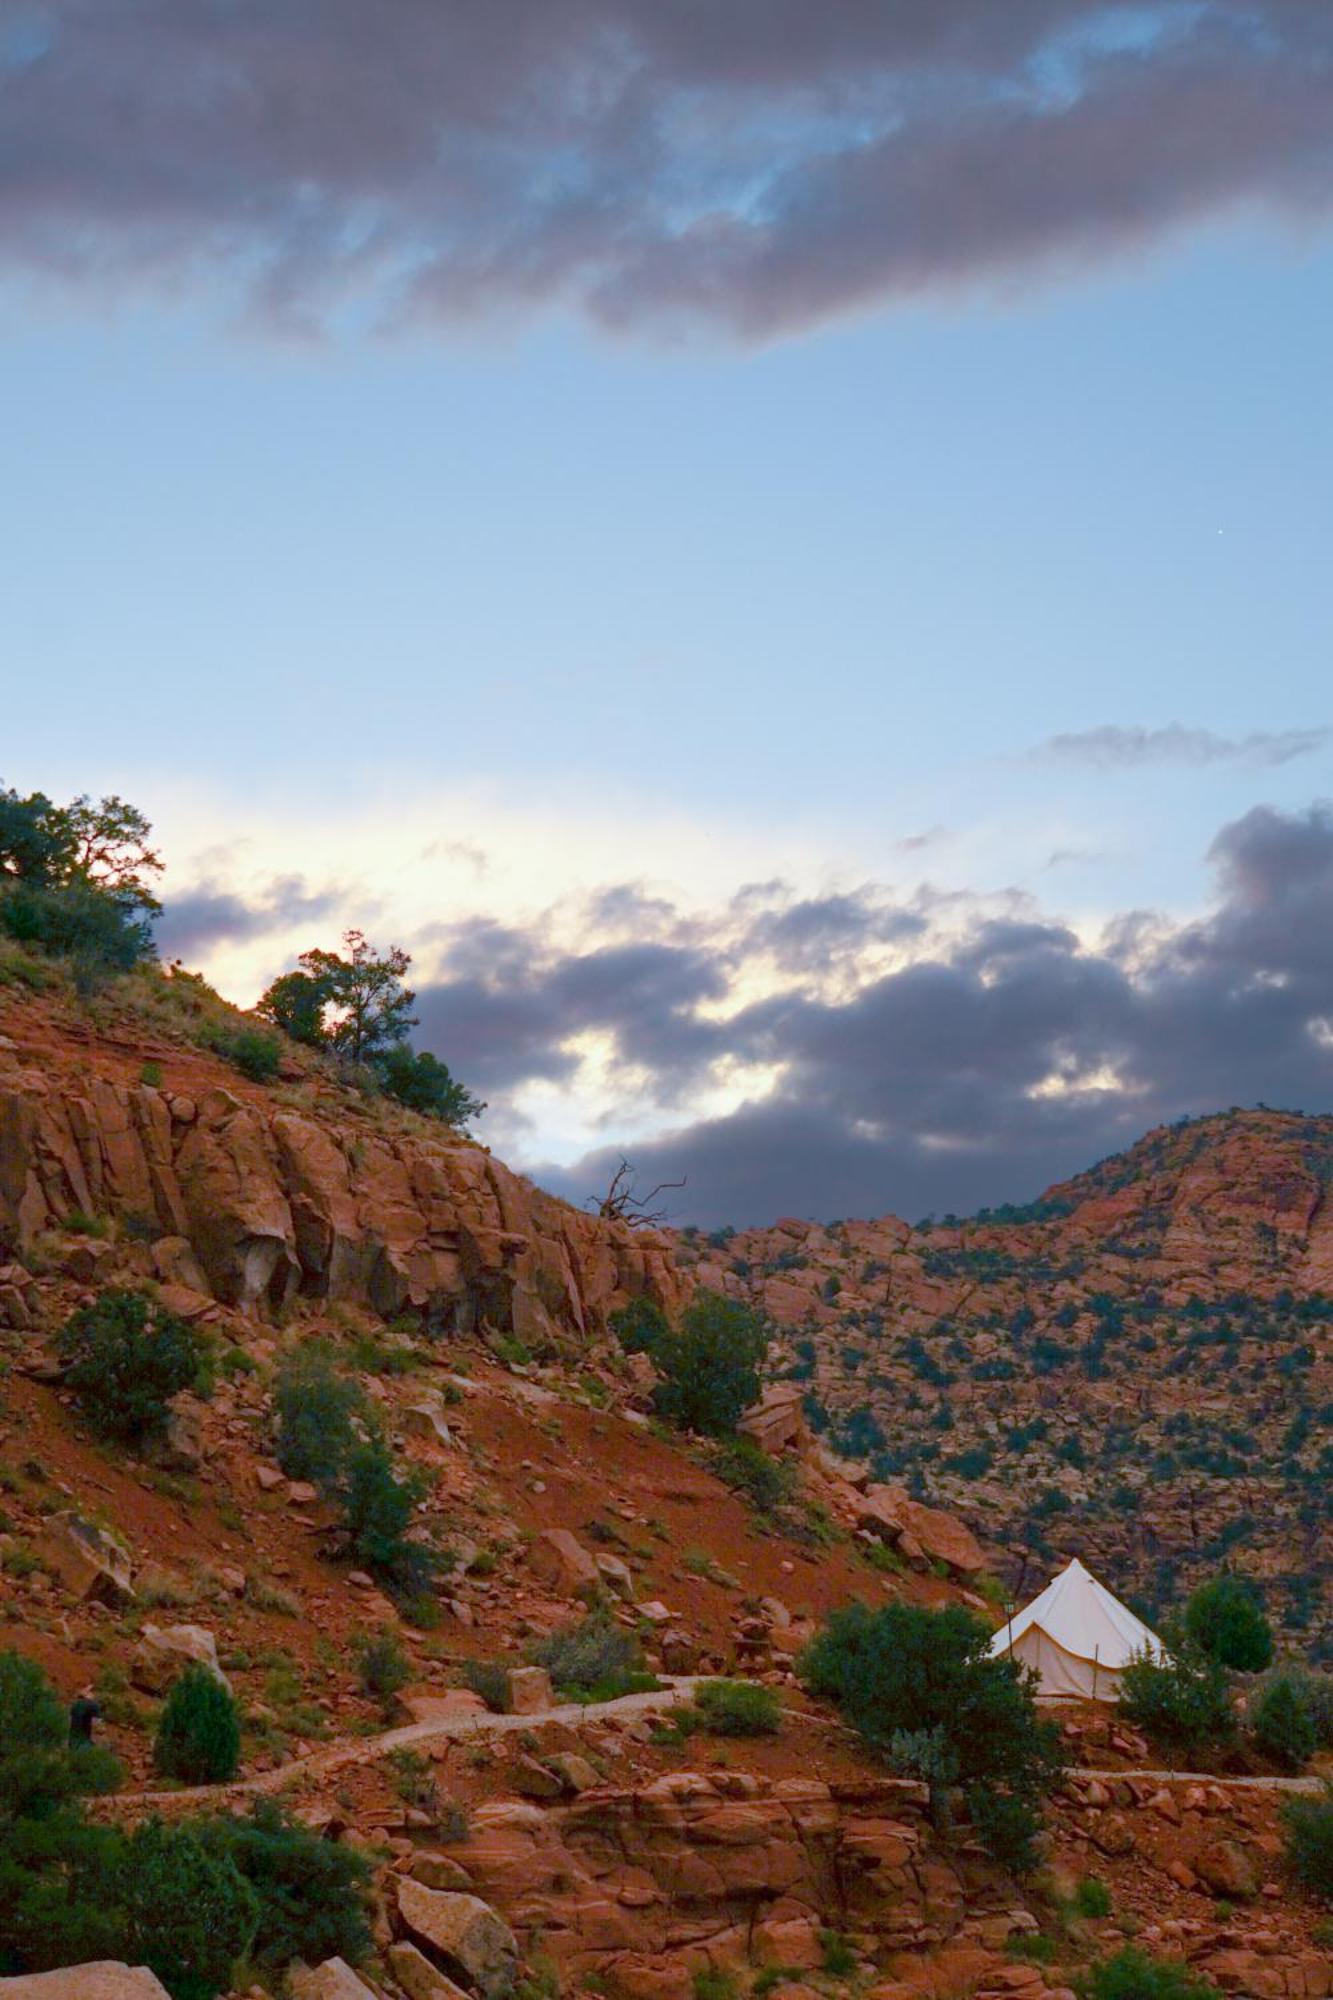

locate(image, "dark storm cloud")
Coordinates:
4 3 1332 338
407 805 1333 1226
1039 724 1330 770
155 875 338 957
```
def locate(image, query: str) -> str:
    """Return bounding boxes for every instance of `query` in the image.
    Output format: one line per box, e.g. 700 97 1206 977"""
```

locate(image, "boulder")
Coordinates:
289 1962 380 2000
389 1943 474 2000
505 1666 554 1715
1195 1839 1259 1900
35 1512 134 1606
856 1485 985 1576
411 1851 475 1891
529 1529 599 1599
0 1970 170 1999
546 1752 600 1794
738 1382 807 1456
131 1623 228 1695
595 1551 634 1599
402 1399 454 1448
394 1882 519 2000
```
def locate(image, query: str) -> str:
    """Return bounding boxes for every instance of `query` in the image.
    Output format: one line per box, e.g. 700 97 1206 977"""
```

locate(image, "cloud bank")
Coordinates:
399 802 1333 1225
4 2 1332 338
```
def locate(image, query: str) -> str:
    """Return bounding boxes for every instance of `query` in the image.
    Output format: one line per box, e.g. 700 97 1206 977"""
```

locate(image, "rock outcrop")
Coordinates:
0 1074 684 1341
416 1772 1019 2000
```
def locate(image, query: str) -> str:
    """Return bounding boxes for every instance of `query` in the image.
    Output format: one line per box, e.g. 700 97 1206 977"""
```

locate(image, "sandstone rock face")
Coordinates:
0 1969 170 1999
394 1882 520 2000
426 1772 1011 2000
0 1077 684 1339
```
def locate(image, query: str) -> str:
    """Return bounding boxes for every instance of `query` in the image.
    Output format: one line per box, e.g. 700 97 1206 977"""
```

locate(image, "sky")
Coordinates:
3 0 1332 1225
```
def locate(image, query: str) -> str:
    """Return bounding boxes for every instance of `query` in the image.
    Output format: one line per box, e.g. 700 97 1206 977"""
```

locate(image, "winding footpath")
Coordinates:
109 1677 707 1812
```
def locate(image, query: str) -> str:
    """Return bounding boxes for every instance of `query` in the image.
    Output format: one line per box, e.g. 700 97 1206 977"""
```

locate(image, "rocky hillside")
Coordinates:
0 968 1330 2000
677 1111 1333 1658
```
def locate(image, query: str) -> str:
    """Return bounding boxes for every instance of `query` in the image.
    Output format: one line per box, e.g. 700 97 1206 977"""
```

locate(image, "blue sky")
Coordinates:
3 1 1332 1221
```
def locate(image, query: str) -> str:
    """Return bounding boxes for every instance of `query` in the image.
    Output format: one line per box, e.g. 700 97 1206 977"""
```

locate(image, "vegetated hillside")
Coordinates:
676 1110 1333 1659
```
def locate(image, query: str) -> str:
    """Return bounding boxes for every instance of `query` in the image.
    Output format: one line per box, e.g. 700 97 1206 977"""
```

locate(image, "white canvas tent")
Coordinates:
988 1558 1166 1702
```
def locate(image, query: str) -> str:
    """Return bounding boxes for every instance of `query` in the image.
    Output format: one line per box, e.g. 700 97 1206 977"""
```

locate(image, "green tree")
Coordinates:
289 929 415 1064
0 786 73 883
256 967 334 1047
800 1601 1062 1871
154 1667 242 1786
0 784 161 986
116 1818 258 2000
1184 1575 1273 1672
1119 1642 1236 1755
376 1043 485 1126
639 1290 770 1437
58 1288 201 1445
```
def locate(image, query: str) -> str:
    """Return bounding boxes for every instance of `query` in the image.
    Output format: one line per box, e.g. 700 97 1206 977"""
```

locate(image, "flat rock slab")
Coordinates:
0 1967 170 1999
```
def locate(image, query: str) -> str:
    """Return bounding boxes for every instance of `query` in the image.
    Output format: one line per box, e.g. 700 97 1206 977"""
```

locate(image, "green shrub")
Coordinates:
0 880 152 987
1073 1875 1113 1919
1079 1946 1220 2000
710 1436 798 1512
691 1679 782 1737
199 1798 372 1972
1119 1644 1235 1756
115 1817 258 2000
58 1287 201 1444
356 1628 411 1710
1251 1674 1317 1771
274 1346 366 1491
644 1291 770 1437
154 1667 242 1786
201 1023 282 1083
819 1930 857 1976
1281 1782 1333 1904
341 1433 436 1595
1257 1666 1333 1750
462 1659 513 1713
608 1296 672 1355
533 1613 645 1700
1185 1575 1273 1673
800 1601 1061 1872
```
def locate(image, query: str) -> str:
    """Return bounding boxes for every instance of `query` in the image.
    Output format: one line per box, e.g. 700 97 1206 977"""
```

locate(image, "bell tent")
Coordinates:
988 1557 1166 1702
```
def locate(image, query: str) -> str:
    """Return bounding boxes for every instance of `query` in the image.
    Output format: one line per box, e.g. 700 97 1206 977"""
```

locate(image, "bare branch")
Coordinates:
587 1157 686 1229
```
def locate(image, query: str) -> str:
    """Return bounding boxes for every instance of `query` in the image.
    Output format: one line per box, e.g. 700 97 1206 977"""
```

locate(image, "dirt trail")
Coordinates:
111 1677 706 1811
1070 1768 1323 1792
